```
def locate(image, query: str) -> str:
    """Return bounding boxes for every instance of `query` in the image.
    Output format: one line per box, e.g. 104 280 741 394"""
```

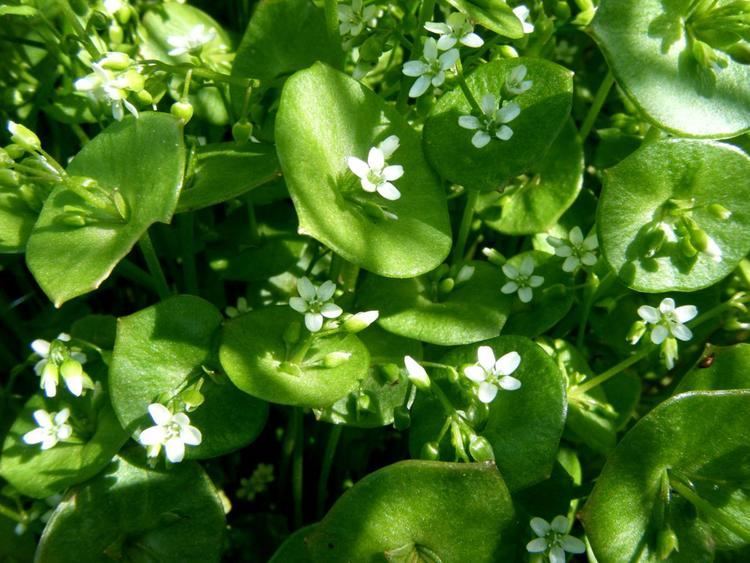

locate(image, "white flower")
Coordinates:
637 298 698 345
337 0 378 37
166 24 217 57
464 346 521 403
347 136 404 201
458 94 520 148
289 277 343 332
102 0 124 15
547 227 598 273
424 12 484 50
22 408 72 450
402 38 460 98
404 355 431 390
74 62 139 121
138 403 202 464
501 256 544 303
505 64 533 95
31 333 91 398
513 5 535 34
526 515 586 563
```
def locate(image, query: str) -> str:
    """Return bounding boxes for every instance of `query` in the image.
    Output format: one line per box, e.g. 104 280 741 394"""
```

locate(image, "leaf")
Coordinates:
275 62 452 278
357 261 512 345
598 139 750 292
305 460 518 562
269 524 317 563
591 0 750 138
35 454 225 563
0 514 36 562
219 305 370 408
423 58 573 191
25 113 185 306
583 391 750 562
109 295 268 459
445 0 524 39
676 343 750 393
0 194 36 253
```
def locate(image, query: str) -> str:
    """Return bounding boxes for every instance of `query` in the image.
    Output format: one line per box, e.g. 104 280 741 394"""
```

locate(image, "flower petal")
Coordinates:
638 305 660 324
347 156 370 178
651 324 669 344
674 304 698 323
23 428 47 445
562 535 586 554
480 93 497 115
494 351 521 376
569 226 584 245
33 410 52 428
409 74 431 98
424 22 450 35
383 165 404 181
671 323 693 342
549 545 566 563
317 280 336 301
562 255 579 272
31 339 50 357
530 516 551 536
498 375 522 390
659 297 676 314
139 426 167 446
321 303 343 318
297 277 317 301
180 425 202 446
289 296 308 313
423 38 438 61
497 102 521 123
464 365 487 383
458 115 481 130
495 125 513 141
518 286 533 303
438 48 460 69
477 381 498 403
501 281 518 294
502 263 519 279
472 130 492 148
520 256 535 276
305 313 324 332
461 32 484 48
526 537 548 553
165 437 186 463
378 135 400 158
367 147 385 171
436 34 457 50
402 60 429 77
377 182 401 201
551 515 569 533
148 403 172 425
477 345 496 371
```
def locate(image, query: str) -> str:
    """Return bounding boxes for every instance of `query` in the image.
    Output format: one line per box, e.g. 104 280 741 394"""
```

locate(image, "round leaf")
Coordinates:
676 343 750 393
446 0 523 39
269 524 316 563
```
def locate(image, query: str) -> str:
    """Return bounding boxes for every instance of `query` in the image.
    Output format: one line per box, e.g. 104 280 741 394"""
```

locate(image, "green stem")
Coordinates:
138 231 170 299
455 59 482 114
178 214 198 295
291 408 304 529
316 424 342 517
246 199 260 245
452 190 479 264
0 502 22 523
579 70 614 142
572 347 653 395
116 259 158 293
60 3 100 59
416 0 437 44
140 60 252 88
324 0 340 51
181 68 193 100
290 332 315 364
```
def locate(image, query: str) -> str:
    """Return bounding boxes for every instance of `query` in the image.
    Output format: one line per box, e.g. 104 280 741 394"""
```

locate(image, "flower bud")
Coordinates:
58 214 88 227
181 389 205 411
404 356 430 391
88 10 109 29
342 310 379 333
679 236 698 258
136 90 154 105
0 147 12 167
361 200 388 221
464 401 489 427
498 45 519 58
469 435 495 462
554 1 571 19
643 227 666 258
0 169 20 188
708 203 732 220
626 320 647 345
455 264 475 284
393 406 411 430
481 247 505 266
18 184 43 212
5 144 25 159
324 351 352 368
420 441 440 460
232 119 254 145
100 51 132 70
657 527 679 560
112 189 129 221
7 121 41 152
378 363 401 384
438 277 455 294
661 337 679 370
356 392 372 412
109 22 124 44
727 42 750 65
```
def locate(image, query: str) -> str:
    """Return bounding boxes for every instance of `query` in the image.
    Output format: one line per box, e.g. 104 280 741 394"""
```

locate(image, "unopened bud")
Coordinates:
4 144 24 159
109 22 124 44
708 203 732 220
438 277 455 294
378 363 401 384
356 392 372 412
727 42 750 65
232 119 253 145
498 45 519 58
181 389 205 411
469 435 495 462
18 184 43 212
324 351 352 368
421 441 440 460
455 264 475 284
626 320 647 345
136 90 153 105
679 237 698 258
657 527 679 560
0 147 12 167
404 355 430 390
7 121 41 152
112 189 129 221
643 227 666 258
482 247 505 266
100 51 132 70
58 214 87 227
0 169 20 188
342 310 379 333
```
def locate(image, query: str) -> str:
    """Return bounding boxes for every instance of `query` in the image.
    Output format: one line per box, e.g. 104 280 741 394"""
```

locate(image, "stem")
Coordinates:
139 60 252 88
572 347 653 395
178 214 198 294
291 408 304 529
60 3 100 59
290 332 315 364
452 190 479 264
0 502 22 523
138 231 170 299
455 59 482 114
416 0 437 44
324 0 340 52
246 199 260 245
181 68 193 100
116 259 158 293
316 424 342 517
579 70 614 142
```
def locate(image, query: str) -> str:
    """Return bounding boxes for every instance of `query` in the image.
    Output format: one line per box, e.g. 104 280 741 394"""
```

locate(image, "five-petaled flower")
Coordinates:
547 227 598 273
138 403 202 464
167 24 217 57
505 64 533 95
424 12 484 50
501 256 544 303
74 61 140 122
289 277 344 332
402 38 460 98
464 346 521 403
513 5 535 34
636 298 697 345
337 0 378 37
31 333 92 398
458 94 520 148
22 408 73 450
526 515 586 563
347 135 404 201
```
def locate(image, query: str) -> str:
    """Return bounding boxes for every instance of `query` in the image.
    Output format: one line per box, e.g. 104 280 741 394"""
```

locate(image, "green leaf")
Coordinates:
0 514 36 562
109 295 268 459
476 120 583 235
423 58 573 191
35 454 225 563
591 0 750 138
598 139 750 292
276 62 452 277
357 261 511 345
445 0 524 39
269 524 316 563
583 391 750 562
219 305 370 408
306 460 518 562
676 343 750 393
25 113 185 306
0 195 36 253
177 142 280 213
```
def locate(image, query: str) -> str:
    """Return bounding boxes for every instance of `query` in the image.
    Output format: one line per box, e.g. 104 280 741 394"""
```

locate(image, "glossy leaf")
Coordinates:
269 524 316 563
276 63 452 277
676 343 750 393
446 0 523 39
0 195 35 253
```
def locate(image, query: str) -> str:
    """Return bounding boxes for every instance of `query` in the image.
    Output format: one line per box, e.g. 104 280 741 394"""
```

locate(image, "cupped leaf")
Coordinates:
276 62 452 277
423 58 573 191
306 460 518 562
676 343 750 393
109 295 268 459
219 305 370 408
591 0 750 138
446 0 523 39
25 113 185 306
35 454 225 563
598 139 750 292
583 391 750 562
177 142 281 213
357 261 511 345
477 120 583 234
410 335 566 491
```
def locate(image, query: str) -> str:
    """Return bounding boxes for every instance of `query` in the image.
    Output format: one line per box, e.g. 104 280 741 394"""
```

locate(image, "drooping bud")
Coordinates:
626 320 647 345
232 119 254 145
420 441 440 460
171 101 194 123
404 356 430 391
342 310 379 333
181 389 205 411
100 51 132 71
482 247 505 266
438 277 455 295
0 169 21 188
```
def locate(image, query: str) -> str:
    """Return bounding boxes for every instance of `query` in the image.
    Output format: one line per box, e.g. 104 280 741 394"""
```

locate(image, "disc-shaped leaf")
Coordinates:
109 295 268 459
357 261 511 345
477 120 583 234
275 62 452 277
423 58 573 191
306 460 518 562
598 139 750 292
25 113 185 306
219 305 370 408
446 0 523 39
591 0 750 138
35 454 225 563
409 335 566 491
583 391 750 562
676 343 750 393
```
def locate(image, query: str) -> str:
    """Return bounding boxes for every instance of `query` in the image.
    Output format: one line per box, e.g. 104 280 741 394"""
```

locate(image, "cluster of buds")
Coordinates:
687 0 750 73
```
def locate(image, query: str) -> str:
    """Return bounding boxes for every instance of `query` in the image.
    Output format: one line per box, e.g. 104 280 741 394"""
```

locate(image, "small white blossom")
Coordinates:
424 12 484 50
22 408 72 450
404 355 430 390
513 5 535 34
31 333 91 398
337 0 378 37
289 277 343 332
464 346 521 403
501 256 544 303
547 227 598 273
74 62 139 121
636 298 697 345
458 94 520 148
347 136 404 201
505 64 533 95
526 515 586 563
166 24 217 57
138 403 202 463
402 38 459 98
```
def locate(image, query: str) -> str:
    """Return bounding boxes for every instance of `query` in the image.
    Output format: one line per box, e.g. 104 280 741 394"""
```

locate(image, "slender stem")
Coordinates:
579 70 614 142
290 332 315 364
60 3 100 59
416 0 436 44
246 199 260 245
430 381 456 415
316 424 342 517
572 347 652 395
138 231 170 299
291 408 304 529
116 259 158 293
181 68 193 100
178 214 198 294
452 190 479 264
455 59 482 114
0 502 22 523
139 60 252 88
576 272 615 349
